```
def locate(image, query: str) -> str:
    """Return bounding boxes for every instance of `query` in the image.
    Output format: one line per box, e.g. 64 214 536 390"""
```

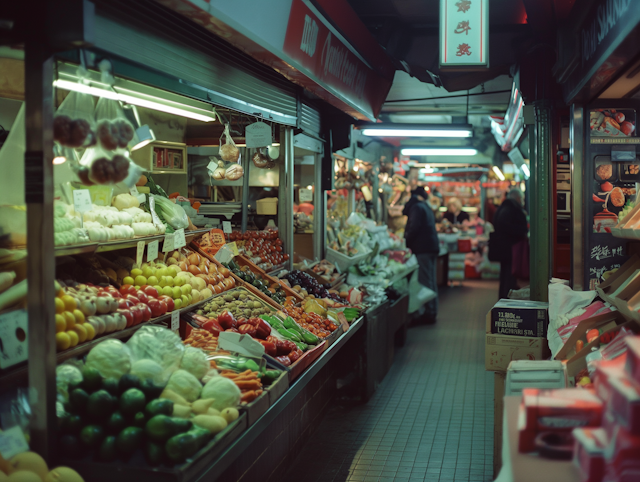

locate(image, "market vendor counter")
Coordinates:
497 397 580 482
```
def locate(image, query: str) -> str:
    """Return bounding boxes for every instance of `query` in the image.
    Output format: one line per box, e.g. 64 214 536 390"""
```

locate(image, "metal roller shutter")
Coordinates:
300 102 322 138
91 0 298 126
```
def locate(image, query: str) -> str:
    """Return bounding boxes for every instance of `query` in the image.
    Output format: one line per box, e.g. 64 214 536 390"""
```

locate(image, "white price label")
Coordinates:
245 121 272 148
207 160 217 172
147 240 159 262
136 241 145 267
173 228 186 248
0 309 28 369
0 426 30 459
73 189 92 213
299 188 313 203
222 221 232 234
129 185 139 196
214 245 235 264
163 233 175 252
171 311 180 331
149 197 163 227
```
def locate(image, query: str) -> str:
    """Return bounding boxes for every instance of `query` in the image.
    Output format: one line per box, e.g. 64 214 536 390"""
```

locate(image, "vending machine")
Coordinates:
584 103 640 289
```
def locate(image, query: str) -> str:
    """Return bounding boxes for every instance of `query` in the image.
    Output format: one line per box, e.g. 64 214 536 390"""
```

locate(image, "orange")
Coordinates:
55 332 71 351
63 311 76 330
55 314 66 333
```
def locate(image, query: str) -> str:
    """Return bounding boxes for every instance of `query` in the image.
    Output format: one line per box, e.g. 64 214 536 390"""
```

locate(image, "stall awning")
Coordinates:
154 0 395 121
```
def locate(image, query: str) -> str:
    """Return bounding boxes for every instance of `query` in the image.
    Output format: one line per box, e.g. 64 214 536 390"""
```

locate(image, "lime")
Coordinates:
101 378 120 397
69 388 89 414
118 374 142 394
87 390 116 421
61 414 84 435
80 424 104 448
98 435 117 462
106 411 126 435
81 366 103 393
119 388 146 416
116 427 144 454
132 412 146 428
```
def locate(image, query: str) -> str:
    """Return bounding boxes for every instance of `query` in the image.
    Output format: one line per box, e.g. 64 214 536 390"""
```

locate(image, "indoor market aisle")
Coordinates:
282 280 499 482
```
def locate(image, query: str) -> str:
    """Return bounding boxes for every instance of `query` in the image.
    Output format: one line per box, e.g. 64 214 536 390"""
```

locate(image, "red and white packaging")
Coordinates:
607 376 640 434
626 336 640 385
593 356 628 403
602 410 619 442
573 427 608 482
602 423 640 481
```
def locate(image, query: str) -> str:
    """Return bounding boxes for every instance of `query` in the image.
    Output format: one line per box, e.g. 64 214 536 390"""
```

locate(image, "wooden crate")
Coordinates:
236 255 304 302
241 390 270 426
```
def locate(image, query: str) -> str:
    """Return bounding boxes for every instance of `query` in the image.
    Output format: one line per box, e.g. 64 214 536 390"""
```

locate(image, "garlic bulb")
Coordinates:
212 160 226 180
225 163 244 181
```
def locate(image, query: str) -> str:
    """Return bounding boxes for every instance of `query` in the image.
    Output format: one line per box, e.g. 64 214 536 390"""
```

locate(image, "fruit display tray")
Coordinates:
235 255 304 302
61 414 247 482
241 390 270 426
265 370 289 405
265 341 327 383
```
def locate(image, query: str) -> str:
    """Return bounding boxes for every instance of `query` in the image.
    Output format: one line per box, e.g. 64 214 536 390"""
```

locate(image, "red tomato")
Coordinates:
586 328 600 344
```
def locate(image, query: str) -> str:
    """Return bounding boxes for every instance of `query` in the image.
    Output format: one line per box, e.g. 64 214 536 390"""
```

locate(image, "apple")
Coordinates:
134 275 147 287
174 298 183 310
118 298 133 310
96 296 113 314
167 266 179 278
136 303 152 322
135 290 150 304
117 308 134 328
153 285 163 295
159 295 174 312
181 284 192 296
102 314 116 333
174 276 186 287
141 285 159 299
120 284 137 297
126 294 141 305
142 267 154 279
148 276 159 286
123 276 135 286
79 298 97 316
130 306 143 325
180 294 189 307
113 312 127 331
172 287 182 300
148 299 167 318
162 286 173 298
131 268 143 277
157 268 168 278
103 287 121 298
87 316 105 335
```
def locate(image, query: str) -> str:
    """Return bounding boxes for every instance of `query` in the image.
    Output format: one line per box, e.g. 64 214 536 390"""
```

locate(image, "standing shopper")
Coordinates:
404 187 440 323
492 188 529 299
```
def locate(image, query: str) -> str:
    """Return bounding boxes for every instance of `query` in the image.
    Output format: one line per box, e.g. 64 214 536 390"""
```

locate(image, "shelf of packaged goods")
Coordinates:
0 296 213 387
54 228 210 256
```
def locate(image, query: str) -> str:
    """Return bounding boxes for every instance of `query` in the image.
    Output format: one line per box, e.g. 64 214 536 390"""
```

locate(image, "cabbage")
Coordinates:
86 339 132 379
56 364 83 402
126 325 184 380
165 369 202 403
180 346 209 381
201 376 241 411
131 359 167 385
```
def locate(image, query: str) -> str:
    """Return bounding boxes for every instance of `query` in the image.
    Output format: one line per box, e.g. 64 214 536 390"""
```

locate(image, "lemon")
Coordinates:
63 311 76 330
72 309 85 324
84 322 96 341
61 295 77 311
72 324 87 343
55 332 71 351
67 330 79 348
55 314 66 333
55 297 65 314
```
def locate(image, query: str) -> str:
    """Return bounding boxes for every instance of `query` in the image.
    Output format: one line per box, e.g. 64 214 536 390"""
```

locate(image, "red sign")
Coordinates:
283 0 390 119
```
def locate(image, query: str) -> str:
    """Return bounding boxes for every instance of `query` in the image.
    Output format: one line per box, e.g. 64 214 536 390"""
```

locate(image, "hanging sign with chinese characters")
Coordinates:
440 0 489 68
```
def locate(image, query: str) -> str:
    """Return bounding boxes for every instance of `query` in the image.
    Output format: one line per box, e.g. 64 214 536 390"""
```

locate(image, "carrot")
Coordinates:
235 380 261 390
241 390 258 403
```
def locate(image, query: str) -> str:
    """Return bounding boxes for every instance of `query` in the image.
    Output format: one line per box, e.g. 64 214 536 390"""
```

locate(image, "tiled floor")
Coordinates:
281 280 499 482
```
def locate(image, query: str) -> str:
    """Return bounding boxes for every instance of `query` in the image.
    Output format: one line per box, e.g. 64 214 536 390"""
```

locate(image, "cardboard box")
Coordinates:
494 372 505 479
627 336 640 384
555 311 627 361
485 334 550 372
488 300 549 338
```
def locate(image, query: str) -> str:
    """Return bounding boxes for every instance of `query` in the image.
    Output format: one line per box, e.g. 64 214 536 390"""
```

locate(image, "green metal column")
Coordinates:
530 100 553 302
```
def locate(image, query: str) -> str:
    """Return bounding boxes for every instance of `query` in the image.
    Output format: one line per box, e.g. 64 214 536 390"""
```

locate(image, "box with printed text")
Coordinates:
488 299 549 338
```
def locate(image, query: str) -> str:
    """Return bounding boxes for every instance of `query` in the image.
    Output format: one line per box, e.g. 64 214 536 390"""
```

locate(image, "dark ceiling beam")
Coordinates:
521 0 556 35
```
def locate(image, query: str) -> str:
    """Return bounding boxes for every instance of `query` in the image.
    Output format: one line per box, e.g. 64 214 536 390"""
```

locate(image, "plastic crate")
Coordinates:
326 247 369 272
458 237 472 253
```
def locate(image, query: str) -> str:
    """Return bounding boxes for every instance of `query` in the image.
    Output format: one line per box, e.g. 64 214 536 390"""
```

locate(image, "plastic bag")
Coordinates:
153 195 189 230
126 325 185 380
219 123 240 162
54 76 96 149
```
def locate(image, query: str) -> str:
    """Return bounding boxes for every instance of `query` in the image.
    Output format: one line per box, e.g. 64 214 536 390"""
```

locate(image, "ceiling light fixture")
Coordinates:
122 105 156 151
362 124 473 138
401 148 478 156
54 79 217 122
492 166 506 181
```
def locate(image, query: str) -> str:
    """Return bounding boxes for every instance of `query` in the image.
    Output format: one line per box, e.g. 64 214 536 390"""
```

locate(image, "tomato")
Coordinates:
586 328 600 344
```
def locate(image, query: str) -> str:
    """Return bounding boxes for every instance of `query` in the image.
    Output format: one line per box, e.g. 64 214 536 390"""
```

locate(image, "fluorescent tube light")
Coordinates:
363 128 472 137
492 166 506 181
401 148 478 156
521 164 530 179
54 79 217 122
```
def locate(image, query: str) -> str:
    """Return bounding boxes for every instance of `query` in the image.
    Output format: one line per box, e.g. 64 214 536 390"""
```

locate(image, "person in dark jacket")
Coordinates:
404 186 440 323
492 188 528 299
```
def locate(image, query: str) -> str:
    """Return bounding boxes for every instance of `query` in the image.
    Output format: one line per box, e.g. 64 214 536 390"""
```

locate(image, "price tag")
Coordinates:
0 426 30 459
173 228 186 248
226 242 239 256
147 240 159 262
0 309 28 369
73 189 92 213
207 159 217 172
149 197 163 227
163 233 175 253
337 312 349 332
299 188 313 203
222 221 232 234
214 245 235 264
245 121 272 148
129 185 139 196
171 311 180 331
136 241 145 267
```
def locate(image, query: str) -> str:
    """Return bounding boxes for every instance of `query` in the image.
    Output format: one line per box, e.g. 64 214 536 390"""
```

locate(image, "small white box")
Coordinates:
505 360 567 396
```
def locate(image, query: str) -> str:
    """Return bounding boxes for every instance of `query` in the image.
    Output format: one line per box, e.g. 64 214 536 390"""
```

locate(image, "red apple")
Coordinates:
104 287 122 298
136 303 152 322
148 299 167 317
118 298 133 310
126 294 141 305
130 306 143 325
117 308 134 328
159 295 174 312
120 284 137 297
141 286 159 299
135 290 149 305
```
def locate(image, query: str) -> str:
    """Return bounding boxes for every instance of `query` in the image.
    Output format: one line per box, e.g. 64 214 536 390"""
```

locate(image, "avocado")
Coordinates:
118 374 142 394
119 388 146 416
106 411 127 435
165 432 198 463
144 441 165 466
116 426 144 454
101 377 120 397
81 366 103 393
86 390 116 421
145 399 174 418
140 379 165 400
145 415 192 443
80 424 104 448
59 435 81 458
69 388 90 414
61 413 84 436
98 435 117 462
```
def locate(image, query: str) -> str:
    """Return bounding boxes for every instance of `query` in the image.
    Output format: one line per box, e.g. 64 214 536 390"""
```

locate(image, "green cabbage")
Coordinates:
180 346 209 381
86 339 132 379
201 376 241 411
165 369 202 403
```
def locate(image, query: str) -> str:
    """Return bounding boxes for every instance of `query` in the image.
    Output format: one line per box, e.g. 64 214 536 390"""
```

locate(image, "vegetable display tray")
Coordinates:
265 341 327 383
61 414 247 482
241 390 270 425
235 254 304 302
265 370 289 405
322 324 344 348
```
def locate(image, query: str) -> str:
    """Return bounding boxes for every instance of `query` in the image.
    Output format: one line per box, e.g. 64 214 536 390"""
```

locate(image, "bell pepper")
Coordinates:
244 318 259 327
275 340 293 356
224 328 239 333
600 329 619 344
259 340 277 357
202 319 223 336
266 335 280 345
218 311 237 330
238 324 257 337
287 348 303 363
275 356 291 367
255 319 271 339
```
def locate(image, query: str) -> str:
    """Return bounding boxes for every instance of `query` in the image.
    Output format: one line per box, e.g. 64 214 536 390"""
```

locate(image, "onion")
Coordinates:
220 143 239 163
225 163 244 181
212 160 226 180
252 150 269 168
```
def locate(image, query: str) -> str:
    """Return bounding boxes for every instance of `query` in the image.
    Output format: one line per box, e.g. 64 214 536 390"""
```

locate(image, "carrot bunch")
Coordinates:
183 329 219 353
219 369 263 404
